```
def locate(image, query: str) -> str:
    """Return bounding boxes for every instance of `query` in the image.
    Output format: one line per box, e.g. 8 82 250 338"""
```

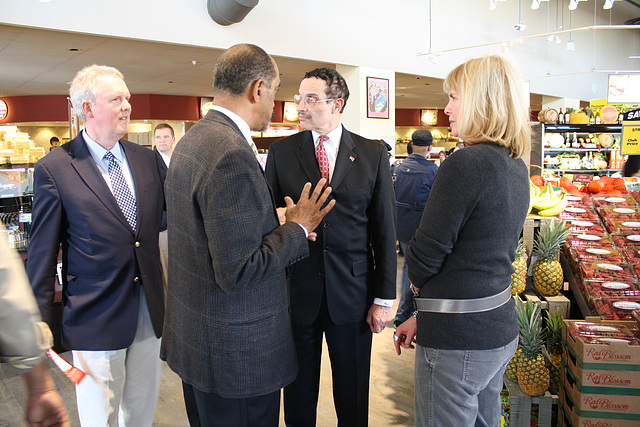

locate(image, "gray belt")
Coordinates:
415 287 512 314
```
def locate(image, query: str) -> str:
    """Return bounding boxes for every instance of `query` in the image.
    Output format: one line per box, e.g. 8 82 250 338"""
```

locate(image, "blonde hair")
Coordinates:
70 65 125 122
443 55 530 159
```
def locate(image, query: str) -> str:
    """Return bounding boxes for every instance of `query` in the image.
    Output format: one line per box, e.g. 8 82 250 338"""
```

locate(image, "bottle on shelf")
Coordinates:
558 108 564 124
564 109 571 124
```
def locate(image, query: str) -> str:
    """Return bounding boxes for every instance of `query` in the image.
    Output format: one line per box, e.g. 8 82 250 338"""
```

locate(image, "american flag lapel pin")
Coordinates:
349 155 355 162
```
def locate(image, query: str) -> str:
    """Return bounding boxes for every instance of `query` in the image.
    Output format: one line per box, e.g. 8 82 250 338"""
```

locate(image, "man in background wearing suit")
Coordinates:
27 65 166 426
161 44 335 427
153 122 174 292
265 68 397 427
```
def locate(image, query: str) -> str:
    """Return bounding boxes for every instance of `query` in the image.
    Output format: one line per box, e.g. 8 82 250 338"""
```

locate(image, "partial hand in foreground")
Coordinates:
285 178 336 240
366 303 392 334
276 207 286 225
24 362 70 427
393 317 417 355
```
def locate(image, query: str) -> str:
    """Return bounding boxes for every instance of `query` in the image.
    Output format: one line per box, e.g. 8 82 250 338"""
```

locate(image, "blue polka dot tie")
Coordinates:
104 151 137 232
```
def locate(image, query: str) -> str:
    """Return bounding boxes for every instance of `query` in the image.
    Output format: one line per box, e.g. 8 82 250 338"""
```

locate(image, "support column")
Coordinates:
336 65 396 155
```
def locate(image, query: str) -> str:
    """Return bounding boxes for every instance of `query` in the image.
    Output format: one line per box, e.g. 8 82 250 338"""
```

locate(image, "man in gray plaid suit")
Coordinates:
160 44 334 427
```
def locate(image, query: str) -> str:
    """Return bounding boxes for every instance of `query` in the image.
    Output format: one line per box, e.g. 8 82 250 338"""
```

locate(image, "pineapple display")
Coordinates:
505 348 521 383
545 310 564 393
515 298 550 396
532 219 572 296
510 237 528 295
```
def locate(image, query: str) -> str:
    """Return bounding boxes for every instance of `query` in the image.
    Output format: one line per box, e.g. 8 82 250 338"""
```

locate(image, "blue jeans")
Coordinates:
414 337 518 427
394 242 415 324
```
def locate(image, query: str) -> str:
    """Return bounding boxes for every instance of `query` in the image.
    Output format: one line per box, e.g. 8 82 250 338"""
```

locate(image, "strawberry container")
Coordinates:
592 194 639 208
570 246 625 263
611 232 640 248
603 219 640 235
592 294 640 321
578 261 636 283
566 219 606 234
566 232 614 249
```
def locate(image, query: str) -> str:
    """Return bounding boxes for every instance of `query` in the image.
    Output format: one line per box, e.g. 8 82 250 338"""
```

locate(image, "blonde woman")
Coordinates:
394 55 531 426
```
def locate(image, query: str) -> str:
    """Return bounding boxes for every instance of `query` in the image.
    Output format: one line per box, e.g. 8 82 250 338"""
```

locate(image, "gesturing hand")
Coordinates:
285 178 336 238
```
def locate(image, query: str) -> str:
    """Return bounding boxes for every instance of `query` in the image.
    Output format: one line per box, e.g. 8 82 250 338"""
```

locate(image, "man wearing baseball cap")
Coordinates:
393 129 439 326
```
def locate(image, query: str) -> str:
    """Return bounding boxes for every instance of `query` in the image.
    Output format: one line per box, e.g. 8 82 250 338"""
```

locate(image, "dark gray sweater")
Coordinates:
407 142 529 350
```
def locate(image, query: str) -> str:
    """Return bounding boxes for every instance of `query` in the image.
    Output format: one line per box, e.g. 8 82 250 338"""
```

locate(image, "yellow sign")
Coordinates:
622 124 640 154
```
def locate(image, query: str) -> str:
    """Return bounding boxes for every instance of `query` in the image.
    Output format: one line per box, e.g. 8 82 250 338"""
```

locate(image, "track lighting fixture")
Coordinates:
514 22 527 31
569 0 578 10
531 0 541 9
603 0 614 9
567 38 575 51
427 52 441 64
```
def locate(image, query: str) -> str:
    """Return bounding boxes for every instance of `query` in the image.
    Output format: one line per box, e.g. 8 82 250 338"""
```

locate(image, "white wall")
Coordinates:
0 0 638 103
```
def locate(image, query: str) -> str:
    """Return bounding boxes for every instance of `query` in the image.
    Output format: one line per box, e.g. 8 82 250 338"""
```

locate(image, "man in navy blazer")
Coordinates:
27 65 166 426
266 68 397 427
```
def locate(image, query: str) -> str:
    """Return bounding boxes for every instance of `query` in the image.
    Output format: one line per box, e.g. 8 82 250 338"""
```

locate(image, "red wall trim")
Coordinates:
0 94 201 123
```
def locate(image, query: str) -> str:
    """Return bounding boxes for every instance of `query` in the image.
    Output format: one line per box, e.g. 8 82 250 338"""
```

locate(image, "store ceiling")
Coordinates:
0 24 541 113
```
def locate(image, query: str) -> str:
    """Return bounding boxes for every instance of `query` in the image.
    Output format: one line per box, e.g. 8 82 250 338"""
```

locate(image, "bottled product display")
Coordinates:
541 124 624 174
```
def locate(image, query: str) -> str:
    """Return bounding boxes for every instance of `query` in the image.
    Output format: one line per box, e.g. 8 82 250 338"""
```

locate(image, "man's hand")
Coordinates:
366 303 392 334
276 207 287 225
285 178 336 238
24 362 70 427
393 317 417 355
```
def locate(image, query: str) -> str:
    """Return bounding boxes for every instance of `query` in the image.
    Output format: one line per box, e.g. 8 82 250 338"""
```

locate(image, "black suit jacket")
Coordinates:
27 133 166 351
266 127 397 325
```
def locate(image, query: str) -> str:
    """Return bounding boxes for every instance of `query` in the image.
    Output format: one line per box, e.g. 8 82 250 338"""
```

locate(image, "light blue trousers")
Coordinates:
414 337 518 427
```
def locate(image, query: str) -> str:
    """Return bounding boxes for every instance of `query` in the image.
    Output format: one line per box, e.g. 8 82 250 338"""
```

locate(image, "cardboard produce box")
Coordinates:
563 320 640 369
562 366 640 416
564 346 640 393
560 386 640 426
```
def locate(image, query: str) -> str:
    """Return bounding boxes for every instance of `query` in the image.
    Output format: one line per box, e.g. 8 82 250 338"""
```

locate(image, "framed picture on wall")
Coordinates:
366 77 389 119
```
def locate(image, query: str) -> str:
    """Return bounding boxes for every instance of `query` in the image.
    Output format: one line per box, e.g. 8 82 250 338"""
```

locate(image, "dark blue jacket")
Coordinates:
395 154 438 243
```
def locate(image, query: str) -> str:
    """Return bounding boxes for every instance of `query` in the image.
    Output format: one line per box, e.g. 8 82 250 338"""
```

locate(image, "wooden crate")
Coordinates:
503 375 559 427
522 291 571 318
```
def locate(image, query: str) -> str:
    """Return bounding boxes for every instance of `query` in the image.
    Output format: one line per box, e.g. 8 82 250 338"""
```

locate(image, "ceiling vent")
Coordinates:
207 0 259 26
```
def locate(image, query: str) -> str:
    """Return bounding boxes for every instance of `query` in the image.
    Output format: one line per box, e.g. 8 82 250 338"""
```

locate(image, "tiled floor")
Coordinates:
0 255 414 426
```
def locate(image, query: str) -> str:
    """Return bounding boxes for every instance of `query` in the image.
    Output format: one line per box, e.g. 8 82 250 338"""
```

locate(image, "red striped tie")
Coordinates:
316 135 330 187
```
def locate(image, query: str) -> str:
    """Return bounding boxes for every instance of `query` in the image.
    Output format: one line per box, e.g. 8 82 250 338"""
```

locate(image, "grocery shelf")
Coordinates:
542 168 623 173
543 124 622 133
544 148 620 152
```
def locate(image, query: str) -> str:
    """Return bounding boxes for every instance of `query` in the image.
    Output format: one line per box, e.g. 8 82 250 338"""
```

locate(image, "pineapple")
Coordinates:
515 298 550 396
545 310 564 393
532 219 572 296
505 348 521 383
510 237 528 295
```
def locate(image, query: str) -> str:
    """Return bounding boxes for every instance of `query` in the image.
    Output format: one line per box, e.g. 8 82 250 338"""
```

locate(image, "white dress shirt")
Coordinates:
83 130 136 200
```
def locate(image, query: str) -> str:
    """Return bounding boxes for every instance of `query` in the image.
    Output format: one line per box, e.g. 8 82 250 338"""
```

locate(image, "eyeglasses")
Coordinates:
293 95 335 107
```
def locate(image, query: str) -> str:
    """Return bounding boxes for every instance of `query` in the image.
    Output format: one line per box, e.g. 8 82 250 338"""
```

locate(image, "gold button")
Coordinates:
135 242 140 247
133 277 140 283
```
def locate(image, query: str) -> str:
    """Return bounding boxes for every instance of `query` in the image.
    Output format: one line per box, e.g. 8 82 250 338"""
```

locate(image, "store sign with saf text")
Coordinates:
621 108 640 155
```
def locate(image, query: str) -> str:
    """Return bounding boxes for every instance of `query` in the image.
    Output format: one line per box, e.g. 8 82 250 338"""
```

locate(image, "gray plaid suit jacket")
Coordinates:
160 110 308 399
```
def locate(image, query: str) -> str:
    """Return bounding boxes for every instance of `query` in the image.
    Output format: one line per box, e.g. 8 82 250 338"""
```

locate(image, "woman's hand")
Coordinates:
393 317 417 355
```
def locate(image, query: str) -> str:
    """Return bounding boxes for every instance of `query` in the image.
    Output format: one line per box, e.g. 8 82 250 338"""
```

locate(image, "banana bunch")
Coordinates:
529 183 567 217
